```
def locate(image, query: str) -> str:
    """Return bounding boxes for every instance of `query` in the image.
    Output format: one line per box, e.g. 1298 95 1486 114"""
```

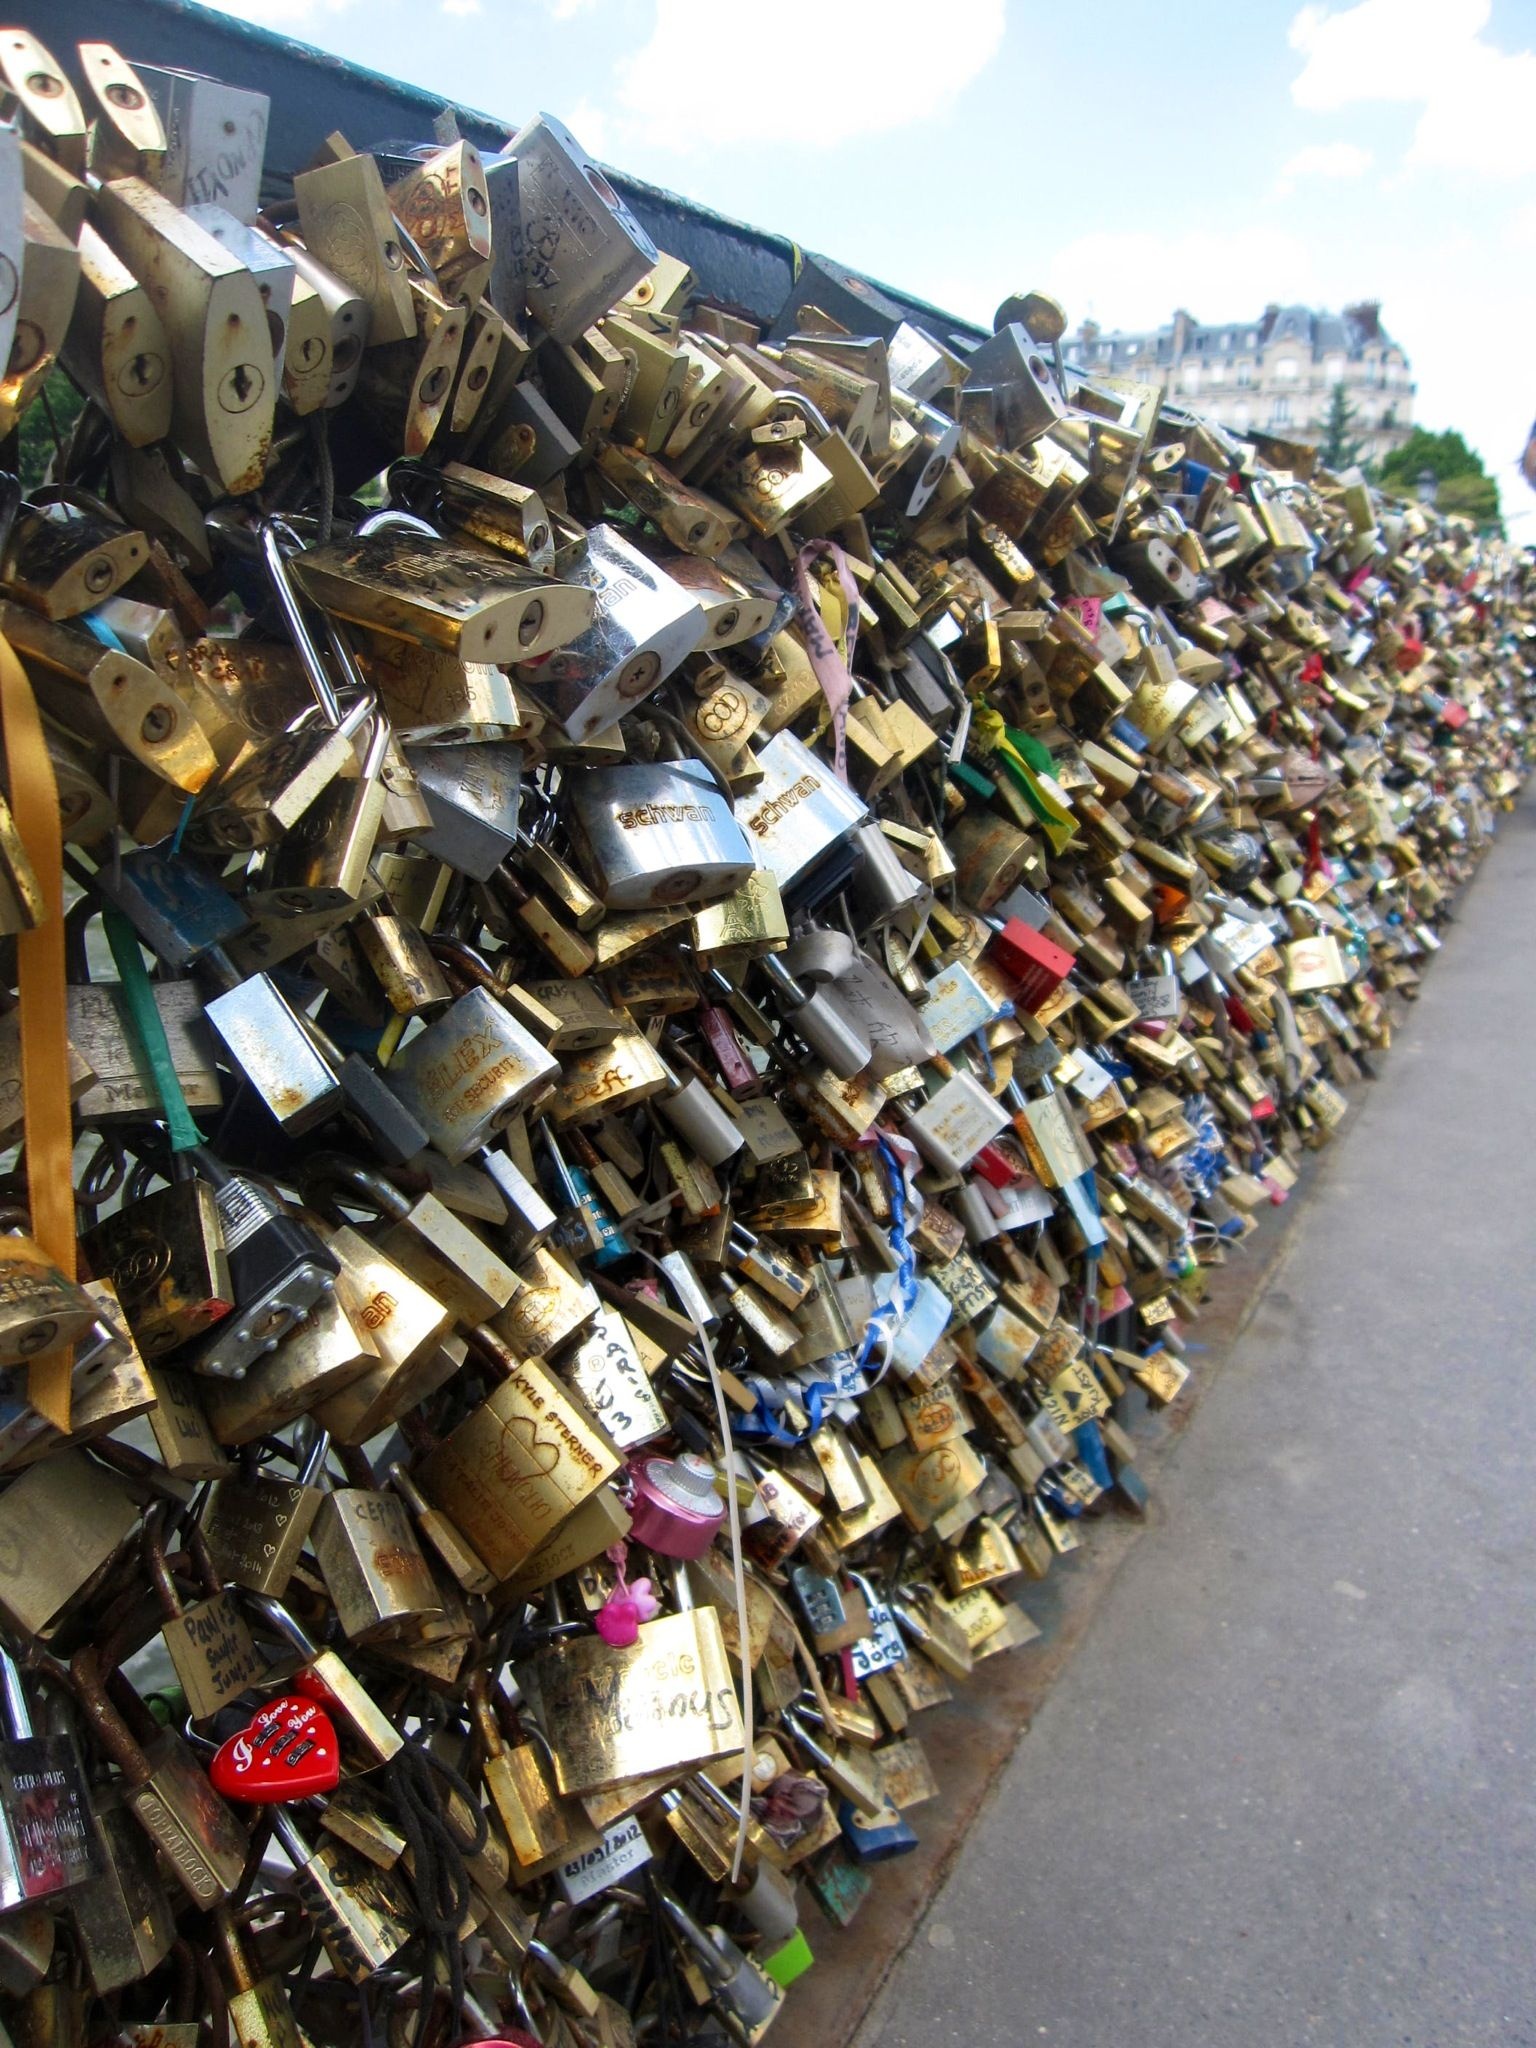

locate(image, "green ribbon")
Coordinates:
102 908 201 1154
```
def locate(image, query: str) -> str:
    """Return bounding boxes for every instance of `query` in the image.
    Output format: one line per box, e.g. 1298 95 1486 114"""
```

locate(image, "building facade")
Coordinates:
1072 302 1414 466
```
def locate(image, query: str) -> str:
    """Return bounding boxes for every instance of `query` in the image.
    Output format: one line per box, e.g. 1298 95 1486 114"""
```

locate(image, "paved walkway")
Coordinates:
856 796 1536 2048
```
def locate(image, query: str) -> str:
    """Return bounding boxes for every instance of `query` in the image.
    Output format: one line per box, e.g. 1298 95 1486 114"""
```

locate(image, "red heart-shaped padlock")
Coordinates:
208 1693 340 1803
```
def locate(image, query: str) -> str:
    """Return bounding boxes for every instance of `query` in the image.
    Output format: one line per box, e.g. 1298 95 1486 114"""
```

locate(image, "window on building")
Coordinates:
1181 363 1201 392
1127 341 1138 357
1207 360 1226 385
1236 361 1252 386
1233 402 1251 431
1246 331 1256 346
1273 396 1292 425
1364 357 1380 385
1324 353 1345 382
1275 357 1299 381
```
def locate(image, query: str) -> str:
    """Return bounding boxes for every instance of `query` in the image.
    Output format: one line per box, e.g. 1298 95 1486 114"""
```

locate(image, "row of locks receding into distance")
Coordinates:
0 23 1525 2048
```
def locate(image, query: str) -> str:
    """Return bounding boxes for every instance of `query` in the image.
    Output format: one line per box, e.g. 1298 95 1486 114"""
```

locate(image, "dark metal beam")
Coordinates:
22 0 985 344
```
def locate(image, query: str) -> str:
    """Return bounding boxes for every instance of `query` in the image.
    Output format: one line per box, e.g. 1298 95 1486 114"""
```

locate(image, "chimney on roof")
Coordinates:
1345 299 1382 340
1078 317 1100 349
1258 303 1280 342
1171 307 1193 357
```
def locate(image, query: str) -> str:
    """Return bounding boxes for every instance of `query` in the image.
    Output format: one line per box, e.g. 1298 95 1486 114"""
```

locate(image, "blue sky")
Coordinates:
208 0 1536 531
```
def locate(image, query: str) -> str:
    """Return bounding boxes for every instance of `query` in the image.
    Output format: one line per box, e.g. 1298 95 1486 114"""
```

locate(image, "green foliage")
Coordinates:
1320 382 1363 470
1378 426 1486 490
1434 472 1502 531
16 370 86 493
1378 425 1502 533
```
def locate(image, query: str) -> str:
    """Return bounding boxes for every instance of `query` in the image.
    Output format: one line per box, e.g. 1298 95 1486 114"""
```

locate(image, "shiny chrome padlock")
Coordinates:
518 522 706 741
405 741 523 881
736 728 869 897
563 758 753 909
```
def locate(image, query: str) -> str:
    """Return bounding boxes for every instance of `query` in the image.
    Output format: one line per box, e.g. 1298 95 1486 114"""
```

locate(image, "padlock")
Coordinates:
144 1507 263 1720
387 988 560 1161
64 1782 175 1996
505 112 657 344
291 528 594 669
133 62 268 220
417 1331 620 1580
68 1648 248 1906
0 1653 99 1912
656 1887 783 2044
269 1808 414 1981
308 1455 443 1644
519 526 705 740
93 178 275 495
562 759 753 909
81 1177 233 1363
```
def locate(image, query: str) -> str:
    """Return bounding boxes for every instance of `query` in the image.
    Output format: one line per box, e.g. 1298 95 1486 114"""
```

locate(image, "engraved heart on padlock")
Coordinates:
208 1693 340 1803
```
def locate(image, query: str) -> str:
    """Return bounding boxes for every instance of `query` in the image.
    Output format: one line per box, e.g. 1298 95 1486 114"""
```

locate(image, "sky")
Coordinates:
198 0 1536 534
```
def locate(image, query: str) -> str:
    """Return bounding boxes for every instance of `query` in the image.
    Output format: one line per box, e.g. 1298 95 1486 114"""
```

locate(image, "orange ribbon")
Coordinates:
0 631 74 1430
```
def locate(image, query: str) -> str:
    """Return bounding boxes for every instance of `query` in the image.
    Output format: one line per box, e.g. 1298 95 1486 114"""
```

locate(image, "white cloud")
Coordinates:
442 0 481 13
1288 0 1536 179
565 95 613 161
1273 139 1371 195
612 0 1005 151
1040 225 1319 339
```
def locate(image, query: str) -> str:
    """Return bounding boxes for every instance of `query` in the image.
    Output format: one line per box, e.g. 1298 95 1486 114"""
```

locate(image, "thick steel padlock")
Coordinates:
505 111 656 344
757 955 870 1081
516 523 706 741
388 988 559 1161
562 758 753 910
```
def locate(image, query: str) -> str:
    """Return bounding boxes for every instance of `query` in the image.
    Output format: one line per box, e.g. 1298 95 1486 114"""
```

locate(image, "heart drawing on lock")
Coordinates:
208 1693 341 1803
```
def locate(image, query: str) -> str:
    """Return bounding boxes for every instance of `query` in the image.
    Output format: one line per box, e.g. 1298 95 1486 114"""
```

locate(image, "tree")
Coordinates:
1378 424 1502 535
16 369 85 493
1435 472 1502 528
1319 382 1363 470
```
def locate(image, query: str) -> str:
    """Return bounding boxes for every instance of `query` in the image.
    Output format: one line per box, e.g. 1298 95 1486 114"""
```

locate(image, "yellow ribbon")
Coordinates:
0 633 74 1430
971 704 1077 855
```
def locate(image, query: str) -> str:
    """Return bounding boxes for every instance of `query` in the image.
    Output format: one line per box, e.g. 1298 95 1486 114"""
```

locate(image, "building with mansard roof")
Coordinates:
1071 302 1413 466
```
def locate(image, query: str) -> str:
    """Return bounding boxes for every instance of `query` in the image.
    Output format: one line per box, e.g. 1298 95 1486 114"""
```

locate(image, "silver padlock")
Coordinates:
782 930 936 1078
848 820 930 927
736 730 868 895
758 954 871 1080
962 323 1067 447
657 1068 744 1168
388 987 559 1161
133 62 269 220
405 742 523 880
519 522 706 741
204 974 343 1136
563 759 753 909
505 111 657 343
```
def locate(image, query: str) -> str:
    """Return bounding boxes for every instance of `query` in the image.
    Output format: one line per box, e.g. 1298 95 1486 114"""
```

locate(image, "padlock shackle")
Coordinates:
245 1592 317 1662
298 1151 411 1225
142 1501 186 1621
67 1645 152 1785
260 519 344 728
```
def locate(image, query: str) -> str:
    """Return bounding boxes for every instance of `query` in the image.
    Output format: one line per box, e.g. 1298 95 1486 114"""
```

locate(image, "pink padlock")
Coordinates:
627 1451 726 1559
